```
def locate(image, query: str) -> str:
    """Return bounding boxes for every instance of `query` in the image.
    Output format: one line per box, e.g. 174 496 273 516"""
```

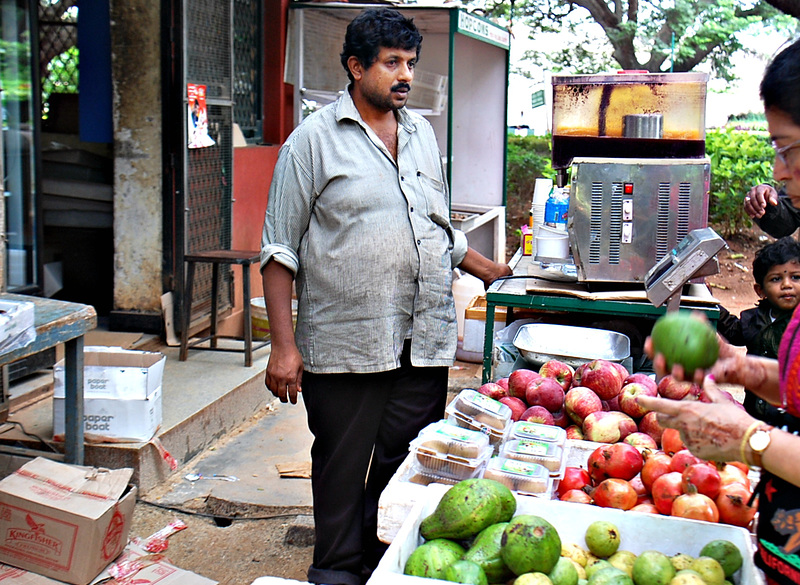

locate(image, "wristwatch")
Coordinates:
749 425 774 468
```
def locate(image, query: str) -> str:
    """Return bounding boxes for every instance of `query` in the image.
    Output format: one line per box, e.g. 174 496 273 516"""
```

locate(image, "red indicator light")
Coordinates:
623 183 633 195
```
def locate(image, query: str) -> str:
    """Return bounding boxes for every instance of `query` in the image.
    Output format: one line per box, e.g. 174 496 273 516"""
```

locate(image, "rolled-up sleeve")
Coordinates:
451 229 468 268
260 141 314 274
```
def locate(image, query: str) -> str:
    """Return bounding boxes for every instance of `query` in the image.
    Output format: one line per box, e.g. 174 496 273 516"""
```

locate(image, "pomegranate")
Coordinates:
587 443 644 483
661 428 686 455
592 478 638 510
716 482 757 527
651 471 684 515
629 475 649 504
557 467 592 498
682 463 722 500
641 450 672 493
671 492 719 523
560 489 593 504
630 502 659 514
669 449 701 472
718 463 751 490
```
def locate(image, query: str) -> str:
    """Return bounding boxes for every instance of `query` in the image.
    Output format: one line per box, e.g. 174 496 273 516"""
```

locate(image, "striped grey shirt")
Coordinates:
261 87 468 374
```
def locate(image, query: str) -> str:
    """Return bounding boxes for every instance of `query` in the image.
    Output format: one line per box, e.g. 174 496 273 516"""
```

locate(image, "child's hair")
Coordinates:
753 236 800 287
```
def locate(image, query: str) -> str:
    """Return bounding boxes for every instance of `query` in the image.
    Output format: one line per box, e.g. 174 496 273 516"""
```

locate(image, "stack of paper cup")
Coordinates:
530 178 552 258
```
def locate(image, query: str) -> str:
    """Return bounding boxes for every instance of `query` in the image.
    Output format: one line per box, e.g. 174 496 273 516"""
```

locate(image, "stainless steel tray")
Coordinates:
512 323 630 367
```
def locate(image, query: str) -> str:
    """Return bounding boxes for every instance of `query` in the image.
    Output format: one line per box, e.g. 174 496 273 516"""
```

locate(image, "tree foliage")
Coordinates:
476 0 795 80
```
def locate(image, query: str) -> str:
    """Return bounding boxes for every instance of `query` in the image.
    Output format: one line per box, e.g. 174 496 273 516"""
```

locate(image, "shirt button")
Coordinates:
410 207 414 213
417 240 421 245
401 176 405 181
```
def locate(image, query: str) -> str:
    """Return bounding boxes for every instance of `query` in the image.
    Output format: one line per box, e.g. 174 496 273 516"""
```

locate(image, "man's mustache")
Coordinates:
392 83 411 92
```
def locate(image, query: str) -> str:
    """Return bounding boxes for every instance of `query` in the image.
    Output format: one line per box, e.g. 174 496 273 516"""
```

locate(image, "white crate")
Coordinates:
407 86 447 113
369 484 763 585
414 69 448 92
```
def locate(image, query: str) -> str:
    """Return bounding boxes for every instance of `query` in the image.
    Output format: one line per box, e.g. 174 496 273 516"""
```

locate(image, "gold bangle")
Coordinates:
739 421 763 466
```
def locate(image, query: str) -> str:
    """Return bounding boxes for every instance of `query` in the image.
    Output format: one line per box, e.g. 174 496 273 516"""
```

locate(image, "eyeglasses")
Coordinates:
773 138 800 166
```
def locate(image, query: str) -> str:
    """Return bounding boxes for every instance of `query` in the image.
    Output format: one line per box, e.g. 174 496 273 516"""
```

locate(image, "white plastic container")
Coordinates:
370 485 762 585
451 270 484 341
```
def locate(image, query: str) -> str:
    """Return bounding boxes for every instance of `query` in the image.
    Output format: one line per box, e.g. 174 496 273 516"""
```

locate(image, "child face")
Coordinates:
755 259 800 312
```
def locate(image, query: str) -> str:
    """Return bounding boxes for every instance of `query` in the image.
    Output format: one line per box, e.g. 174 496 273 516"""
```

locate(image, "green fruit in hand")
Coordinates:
650 312 719 376
699 540 743 578
689 556 726 585
585 521 621 558
632 550 676 585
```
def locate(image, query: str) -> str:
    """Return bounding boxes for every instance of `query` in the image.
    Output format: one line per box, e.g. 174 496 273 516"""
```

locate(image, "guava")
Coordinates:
585 521 621 558
515 572 555 585
444 559 489 584
563 542 590 567
669 554 694 572
588 565 634 585
631 550 676 585
608 551 637 577
699 540 743 578
586 560 614 580
502 515 562 576
669 569 706 585
689 556 726 585
650 312 719 376
550 556 580 585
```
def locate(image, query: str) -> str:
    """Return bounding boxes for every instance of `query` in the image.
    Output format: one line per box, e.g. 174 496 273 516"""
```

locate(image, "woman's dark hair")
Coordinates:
761 38 800 126
753 236 800 287
340 8 422 83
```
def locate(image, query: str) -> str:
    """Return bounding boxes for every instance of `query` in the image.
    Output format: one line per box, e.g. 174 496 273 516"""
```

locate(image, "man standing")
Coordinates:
260 8 511 585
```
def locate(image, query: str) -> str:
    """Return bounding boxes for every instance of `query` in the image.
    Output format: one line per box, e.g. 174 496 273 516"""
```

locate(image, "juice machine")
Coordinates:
548 72 714 285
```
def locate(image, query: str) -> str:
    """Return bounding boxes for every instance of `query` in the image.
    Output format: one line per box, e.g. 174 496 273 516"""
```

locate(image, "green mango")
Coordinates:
650 312 719 376
464 522 514 583
420 479 515 541
404 538 467 579
501 515 562 576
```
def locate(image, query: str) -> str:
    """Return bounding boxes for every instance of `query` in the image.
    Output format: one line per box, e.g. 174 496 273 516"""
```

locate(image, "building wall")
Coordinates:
110 0 163 317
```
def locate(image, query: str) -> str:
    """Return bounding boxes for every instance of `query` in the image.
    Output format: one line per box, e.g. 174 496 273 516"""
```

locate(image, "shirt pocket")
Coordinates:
416 170 450 228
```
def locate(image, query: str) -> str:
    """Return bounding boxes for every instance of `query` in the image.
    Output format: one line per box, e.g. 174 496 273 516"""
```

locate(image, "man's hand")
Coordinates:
744 184 779 219
264 342 304 404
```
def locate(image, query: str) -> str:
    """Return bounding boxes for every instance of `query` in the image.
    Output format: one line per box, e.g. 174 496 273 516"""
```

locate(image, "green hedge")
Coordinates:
503 130 775 239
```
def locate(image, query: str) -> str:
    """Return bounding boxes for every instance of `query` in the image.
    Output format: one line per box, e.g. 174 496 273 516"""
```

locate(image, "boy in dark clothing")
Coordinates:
717 236 800 426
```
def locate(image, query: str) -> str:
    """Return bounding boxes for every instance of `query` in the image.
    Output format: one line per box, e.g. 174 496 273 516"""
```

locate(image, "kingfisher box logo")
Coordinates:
0 506 75 572
7 513 63 557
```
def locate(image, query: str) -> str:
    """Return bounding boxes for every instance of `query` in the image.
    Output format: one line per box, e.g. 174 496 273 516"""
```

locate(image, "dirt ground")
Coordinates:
128 229 768 584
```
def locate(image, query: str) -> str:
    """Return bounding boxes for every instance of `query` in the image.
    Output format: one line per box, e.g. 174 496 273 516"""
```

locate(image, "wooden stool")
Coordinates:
179 250 268 367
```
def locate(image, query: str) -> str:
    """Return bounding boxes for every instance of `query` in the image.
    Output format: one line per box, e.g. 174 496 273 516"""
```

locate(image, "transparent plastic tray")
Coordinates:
509 420 567 446
446 388 512 431
501 438 566 477
410 420 491 460
482 456 553 496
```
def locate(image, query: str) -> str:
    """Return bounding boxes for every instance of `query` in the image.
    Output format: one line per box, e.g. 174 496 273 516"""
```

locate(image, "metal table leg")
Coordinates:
64 335 85 465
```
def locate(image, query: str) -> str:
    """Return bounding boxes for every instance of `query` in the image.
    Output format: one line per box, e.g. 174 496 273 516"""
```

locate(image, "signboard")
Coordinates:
531 90 545 109
457 11 510 49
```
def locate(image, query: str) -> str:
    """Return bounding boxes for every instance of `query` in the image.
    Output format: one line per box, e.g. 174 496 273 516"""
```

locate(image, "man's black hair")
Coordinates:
761 38 800 127
753 236 800 287
340 8 422 83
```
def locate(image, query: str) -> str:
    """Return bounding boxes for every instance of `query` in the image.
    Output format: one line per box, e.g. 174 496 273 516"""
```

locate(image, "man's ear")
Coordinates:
347 56 364 81
754 283 765 298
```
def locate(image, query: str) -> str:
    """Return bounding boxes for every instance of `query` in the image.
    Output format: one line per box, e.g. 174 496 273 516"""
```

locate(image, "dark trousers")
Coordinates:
302 345 448 585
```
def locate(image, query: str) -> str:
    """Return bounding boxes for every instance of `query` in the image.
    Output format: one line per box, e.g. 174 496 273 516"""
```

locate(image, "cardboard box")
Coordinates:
370 484 763 585
0 458 136 585
53 348 166 442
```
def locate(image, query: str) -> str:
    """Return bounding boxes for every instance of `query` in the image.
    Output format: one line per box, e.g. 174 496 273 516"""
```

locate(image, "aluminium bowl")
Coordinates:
512 323 630 368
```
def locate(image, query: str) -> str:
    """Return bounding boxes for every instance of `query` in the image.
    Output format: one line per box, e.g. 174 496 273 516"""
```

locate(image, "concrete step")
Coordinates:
0 341 272 492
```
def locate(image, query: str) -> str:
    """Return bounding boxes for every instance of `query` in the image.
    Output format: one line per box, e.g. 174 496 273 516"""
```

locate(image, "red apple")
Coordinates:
477 382 506 401
499 396 528 421
657 375 699 401
610 361 629 381
582 411 637 443
606 395 621 412
638 411 664 446
551 408 570 428
571 362 589 388
619 382 658 419
557 466 592 498
565 425 584 440
539 359 574 391
520 405 555 426
623 373 658 394
508 368 541 400
525 377 566 413
580 359 624 400
564 386 603 425
496 377 509 392
624 431 658 451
